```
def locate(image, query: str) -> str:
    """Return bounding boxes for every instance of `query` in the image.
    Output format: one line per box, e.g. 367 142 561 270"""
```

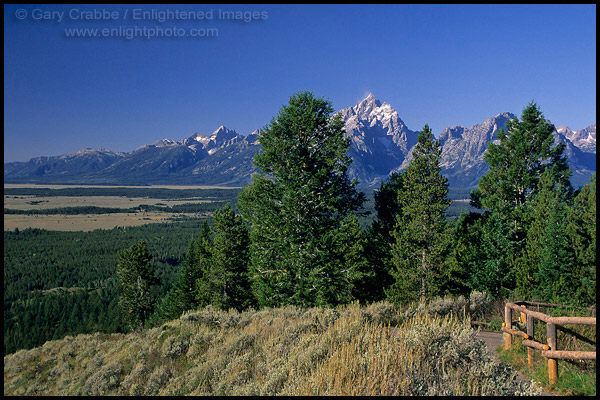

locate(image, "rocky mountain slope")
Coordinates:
4 95 595 188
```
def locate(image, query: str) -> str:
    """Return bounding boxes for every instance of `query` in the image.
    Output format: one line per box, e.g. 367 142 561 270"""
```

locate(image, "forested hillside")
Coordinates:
142 95 596 335
3 221 206 354
4 94 596 395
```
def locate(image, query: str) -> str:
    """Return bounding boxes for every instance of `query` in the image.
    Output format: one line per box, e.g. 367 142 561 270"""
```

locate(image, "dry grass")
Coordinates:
3 183 235 231
4 300 541 396
3 212 207 231
3 195 213 210
3 184 240 190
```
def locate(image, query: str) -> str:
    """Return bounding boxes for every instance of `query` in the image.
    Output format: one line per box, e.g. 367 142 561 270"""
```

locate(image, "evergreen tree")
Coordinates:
372 172 406 239
149 221 213 326
238 91 366 308
208 205 253 311
386 125 450 304
148 291 179 327
150 220 211 326
448 211 517 298
193 220 214 308
518 169 576 301
567 173 596 305
439 212 476 297
116 240 158 330
472 102 572 243
470 102 572 298
324 213 370 305
531 207 577 305
363 172 405 302
174 226 209 310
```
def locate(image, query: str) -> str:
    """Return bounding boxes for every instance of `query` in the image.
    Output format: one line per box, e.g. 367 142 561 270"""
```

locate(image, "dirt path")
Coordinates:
476 330 505 355
475 330 554 396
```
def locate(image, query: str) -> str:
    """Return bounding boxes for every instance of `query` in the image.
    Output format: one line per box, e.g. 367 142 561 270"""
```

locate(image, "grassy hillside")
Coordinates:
4 301 540 396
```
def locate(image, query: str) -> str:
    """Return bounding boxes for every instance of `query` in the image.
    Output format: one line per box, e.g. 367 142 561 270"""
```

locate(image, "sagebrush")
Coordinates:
4 299 540 396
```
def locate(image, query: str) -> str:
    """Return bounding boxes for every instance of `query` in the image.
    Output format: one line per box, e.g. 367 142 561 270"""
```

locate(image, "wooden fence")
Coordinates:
501 300 596 385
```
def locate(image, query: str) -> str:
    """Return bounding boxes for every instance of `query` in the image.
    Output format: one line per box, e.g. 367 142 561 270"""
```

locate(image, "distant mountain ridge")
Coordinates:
4 95 596 188
429 112 516 188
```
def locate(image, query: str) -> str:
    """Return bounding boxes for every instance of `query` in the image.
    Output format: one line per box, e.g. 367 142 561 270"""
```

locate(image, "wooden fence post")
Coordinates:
504 305 512 350
546 323 558 385
526 313 534 367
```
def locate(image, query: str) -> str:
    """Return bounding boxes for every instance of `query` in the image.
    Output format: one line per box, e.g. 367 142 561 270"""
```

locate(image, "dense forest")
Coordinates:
4 92 596 356
3 221 212 354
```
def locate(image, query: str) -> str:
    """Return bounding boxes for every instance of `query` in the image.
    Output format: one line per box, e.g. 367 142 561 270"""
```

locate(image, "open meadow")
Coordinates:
3 184 239 231
3 212 206 232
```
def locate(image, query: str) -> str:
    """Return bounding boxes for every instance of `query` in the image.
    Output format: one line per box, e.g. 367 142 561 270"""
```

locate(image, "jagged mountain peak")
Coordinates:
135 137 181 151
3 97 595 188
344 93 401 126
396 112 517 187
246 129 260 144
557 124 596 153
209 126 239 145
339 94 419 185
556 126 574 135
150 138 180 148
211 125 236 138
341 94 409 135
194 125 233 138
439 112 514 142
355 92 381 113
190 125 239 146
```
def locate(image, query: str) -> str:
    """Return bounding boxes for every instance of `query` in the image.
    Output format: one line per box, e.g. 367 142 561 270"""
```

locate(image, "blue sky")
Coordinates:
4 4 596 163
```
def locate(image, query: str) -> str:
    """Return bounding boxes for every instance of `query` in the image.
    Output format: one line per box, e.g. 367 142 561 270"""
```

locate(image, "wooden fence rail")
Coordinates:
502 300 596 385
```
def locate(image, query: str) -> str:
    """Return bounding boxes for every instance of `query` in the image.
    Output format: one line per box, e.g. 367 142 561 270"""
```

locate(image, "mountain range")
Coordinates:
4 94 596 189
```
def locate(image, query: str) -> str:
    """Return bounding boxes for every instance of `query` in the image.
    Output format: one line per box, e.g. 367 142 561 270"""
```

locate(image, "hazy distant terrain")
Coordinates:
3 185 240 231
4 96 595 190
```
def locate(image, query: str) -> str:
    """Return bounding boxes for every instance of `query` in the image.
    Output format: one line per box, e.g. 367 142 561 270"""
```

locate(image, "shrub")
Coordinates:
144 365 173 395
162 335 189 359
4 301 542 396
427 295 468 317
80 361 122 395
469 290 493 320
120 363 148 396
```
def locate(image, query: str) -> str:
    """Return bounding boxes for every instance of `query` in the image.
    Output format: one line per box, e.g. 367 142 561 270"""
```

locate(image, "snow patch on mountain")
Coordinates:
3 94 595 188
557 124 596 154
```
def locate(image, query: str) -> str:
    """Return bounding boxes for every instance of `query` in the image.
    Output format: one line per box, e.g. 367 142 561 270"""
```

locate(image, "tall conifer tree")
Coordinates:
448 210 517 298
470 102 572 298
567 173 596 305
518 170 576 302
387 125 450 304
150 221 213 326
193 220 215 308
116 240 158 330
209 204 253 311
238 91 365 308
174 221 211 311
363 172 405 302
472 102 572 242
